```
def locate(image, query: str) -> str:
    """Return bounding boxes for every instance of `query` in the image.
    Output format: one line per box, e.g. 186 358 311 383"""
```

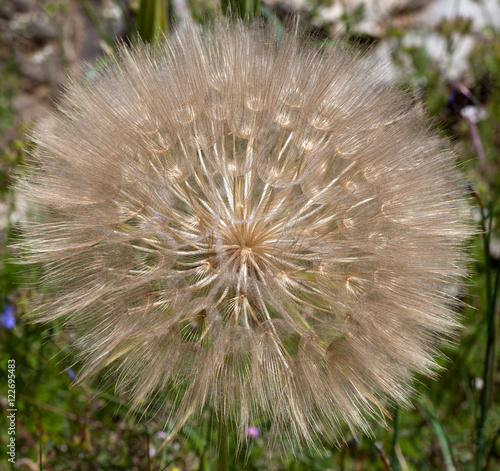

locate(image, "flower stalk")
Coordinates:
135 0 168 42
476 202 500 471
216 418 229 471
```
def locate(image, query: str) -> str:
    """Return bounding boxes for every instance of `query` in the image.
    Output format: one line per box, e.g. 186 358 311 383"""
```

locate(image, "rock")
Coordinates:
12 0 35 13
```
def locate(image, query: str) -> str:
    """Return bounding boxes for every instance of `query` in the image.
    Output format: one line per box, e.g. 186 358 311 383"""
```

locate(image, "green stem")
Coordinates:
135 0 168 43
113 0 133 36
390 407 400 471
216 417 229 471
253 0 260 17
221 0 259 19
146 431 151 471
417 398 456 470
476 204 500 471
485 426 500 470
81 0 114 49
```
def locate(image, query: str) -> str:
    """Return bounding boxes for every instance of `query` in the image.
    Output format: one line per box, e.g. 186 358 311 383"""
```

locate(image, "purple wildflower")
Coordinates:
247 425 259 438
66 368 77 380
1 305 16 329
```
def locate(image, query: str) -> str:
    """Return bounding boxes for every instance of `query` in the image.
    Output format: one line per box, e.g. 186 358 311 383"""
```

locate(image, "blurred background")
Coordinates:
0 1 499 470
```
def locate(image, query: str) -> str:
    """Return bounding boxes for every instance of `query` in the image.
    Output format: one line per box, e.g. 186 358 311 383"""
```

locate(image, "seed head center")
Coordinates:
221 221 271 276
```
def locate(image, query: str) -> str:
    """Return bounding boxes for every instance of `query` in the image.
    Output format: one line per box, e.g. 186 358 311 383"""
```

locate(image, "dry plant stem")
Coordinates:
394 444 409 471
374 442 393 471
464 115 487 179
15 17 472 451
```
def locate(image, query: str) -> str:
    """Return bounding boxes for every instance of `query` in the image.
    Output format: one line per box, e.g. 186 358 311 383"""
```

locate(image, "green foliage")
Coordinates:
0 57 23 198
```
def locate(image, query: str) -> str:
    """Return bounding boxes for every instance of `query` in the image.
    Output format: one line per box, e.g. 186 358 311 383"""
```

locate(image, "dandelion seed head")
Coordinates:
16 17 472 450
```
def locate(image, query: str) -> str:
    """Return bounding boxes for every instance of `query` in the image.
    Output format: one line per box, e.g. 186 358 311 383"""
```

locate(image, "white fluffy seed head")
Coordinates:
16 16 472 450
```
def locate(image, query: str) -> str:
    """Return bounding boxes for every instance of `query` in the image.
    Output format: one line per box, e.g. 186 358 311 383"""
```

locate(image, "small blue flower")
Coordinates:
446 89 457 109
464 181 474 192
1 305 16 329
66 368 76 380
